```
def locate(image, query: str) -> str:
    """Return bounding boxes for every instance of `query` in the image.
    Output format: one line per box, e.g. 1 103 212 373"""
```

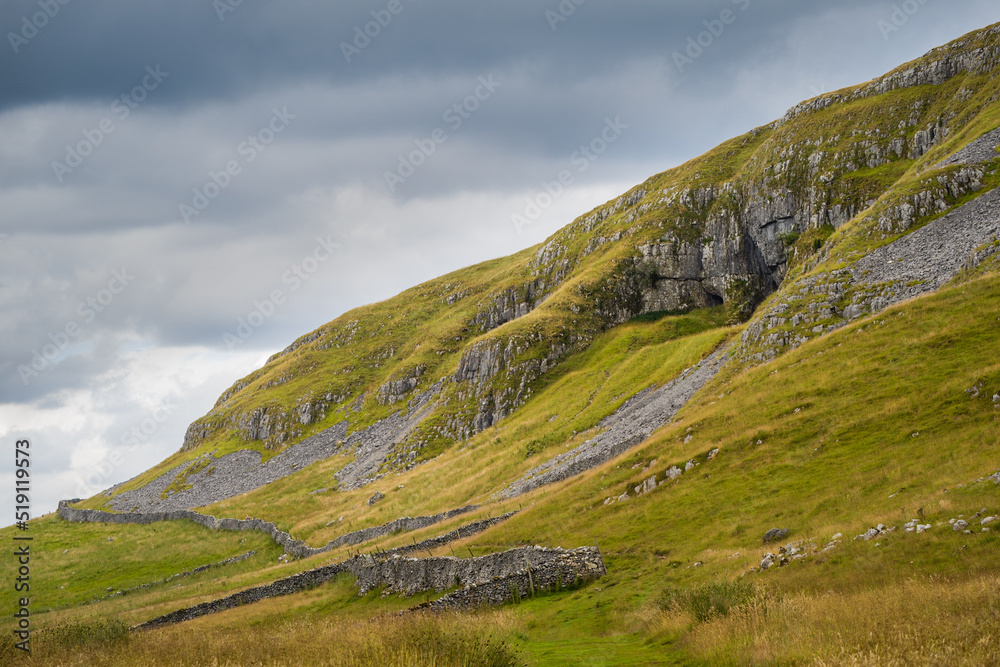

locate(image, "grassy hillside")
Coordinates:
8 266 1000 665
96 23 1000 510
10 22 1000 667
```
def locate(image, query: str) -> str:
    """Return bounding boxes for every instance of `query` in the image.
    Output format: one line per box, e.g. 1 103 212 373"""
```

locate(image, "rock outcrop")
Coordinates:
108 24 1000 514
741 183 1000 363
781 27 1000 124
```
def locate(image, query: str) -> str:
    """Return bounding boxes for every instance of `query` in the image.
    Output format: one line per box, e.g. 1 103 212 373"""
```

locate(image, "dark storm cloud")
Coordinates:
5 1 997 204
0 0 882 111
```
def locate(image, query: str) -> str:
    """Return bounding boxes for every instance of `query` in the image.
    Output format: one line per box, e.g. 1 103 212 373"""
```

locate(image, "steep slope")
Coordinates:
14 261 1000 664
90 23 1000 519
20 22 1000 666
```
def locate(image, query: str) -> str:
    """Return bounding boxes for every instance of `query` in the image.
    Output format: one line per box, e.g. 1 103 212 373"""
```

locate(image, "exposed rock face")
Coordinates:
451 334 578 437
601 127 944 324
740 184 1000 363
637 241 717 311
471 285 537 333
781 29 1000 124
591 183 788 322
122 25 1000 511
377 365 426 406
877 167 984 234
635 218 779 317
185 389 335 453
240 406 290 443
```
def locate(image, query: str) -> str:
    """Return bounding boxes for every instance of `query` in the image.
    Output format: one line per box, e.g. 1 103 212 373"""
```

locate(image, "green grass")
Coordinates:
44 268 1000 663
199 307 731 546
658 579 760 623
9 604 523 666
0 513 283 626
16 271 1000 665
444 269 999 663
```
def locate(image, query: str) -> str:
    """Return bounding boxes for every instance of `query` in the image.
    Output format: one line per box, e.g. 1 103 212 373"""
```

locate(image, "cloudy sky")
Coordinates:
2 0 999 522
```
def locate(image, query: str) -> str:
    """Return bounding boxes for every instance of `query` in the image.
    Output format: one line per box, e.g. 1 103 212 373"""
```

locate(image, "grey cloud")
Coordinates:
0 0 910 111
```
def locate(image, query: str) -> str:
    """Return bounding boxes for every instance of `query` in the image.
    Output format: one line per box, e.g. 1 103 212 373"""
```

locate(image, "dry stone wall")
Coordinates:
133 546 605 631
58 500 480 558
380 512 519 558
423 547 606 610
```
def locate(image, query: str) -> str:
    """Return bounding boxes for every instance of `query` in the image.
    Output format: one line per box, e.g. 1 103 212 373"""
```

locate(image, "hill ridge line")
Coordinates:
107 382 443 514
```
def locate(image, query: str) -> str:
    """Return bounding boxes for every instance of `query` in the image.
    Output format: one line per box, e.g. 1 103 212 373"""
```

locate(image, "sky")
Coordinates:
3 0 1000 523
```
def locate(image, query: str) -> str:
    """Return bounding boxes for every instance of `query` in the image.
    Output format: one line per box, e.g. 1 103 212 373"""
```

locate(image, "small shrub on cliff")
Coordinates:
778 230 801 248
724 279 761 325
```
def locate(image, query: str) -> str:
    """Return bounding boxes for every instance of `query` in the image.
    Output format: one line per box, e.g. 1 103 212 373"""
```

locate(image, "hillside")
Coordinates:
6 23 1000 666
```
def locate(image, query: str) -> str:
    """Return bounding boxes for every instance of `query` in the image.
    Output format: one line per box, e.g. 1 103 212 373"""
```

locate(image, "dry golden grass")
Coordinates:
661 573 1000 665
21 610 522 667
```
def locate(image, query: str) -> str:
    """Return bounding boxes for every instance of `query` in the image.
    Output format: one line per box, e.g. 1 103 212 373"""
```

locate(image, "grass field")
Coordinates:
5 268 998 666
